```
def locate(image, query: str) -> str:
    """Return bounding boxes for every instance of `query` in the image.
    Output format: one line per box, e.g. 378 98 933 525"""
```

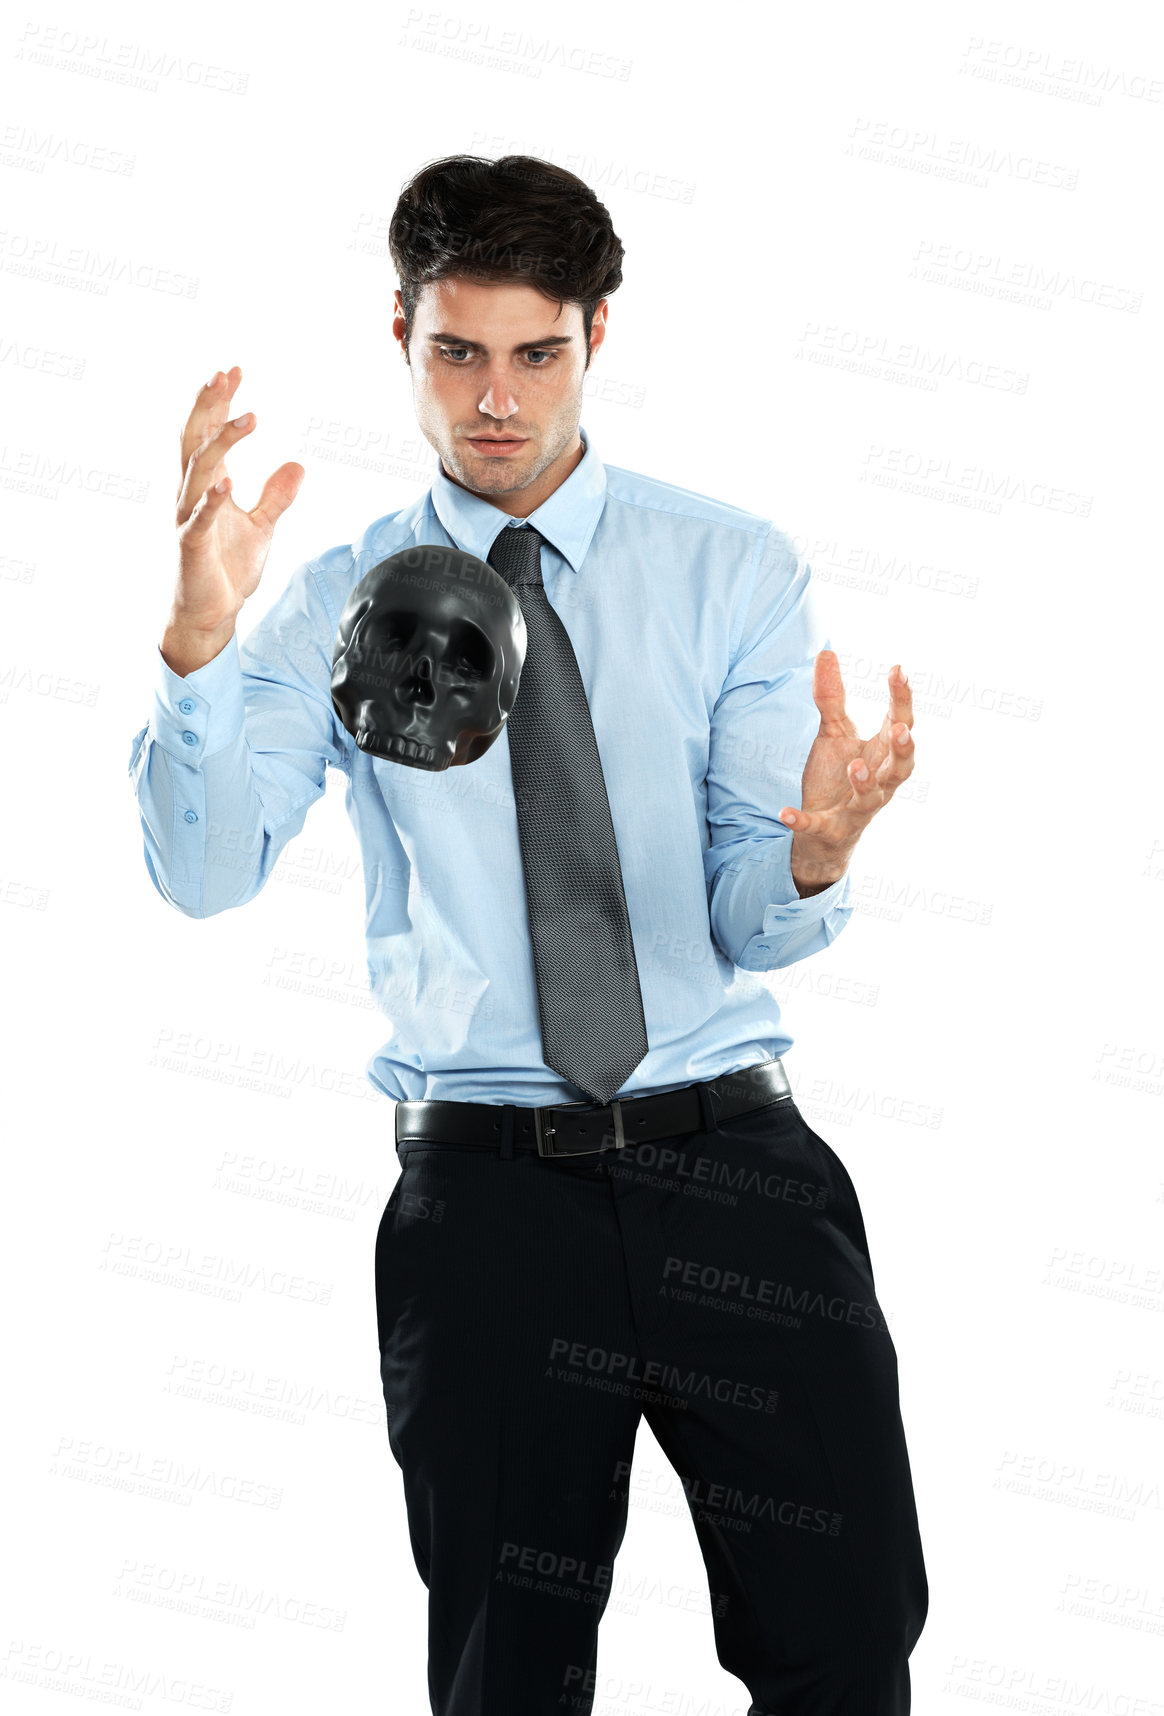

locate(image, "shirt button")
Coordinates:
182 730 198 745
184 810 199 823
179 698 195 714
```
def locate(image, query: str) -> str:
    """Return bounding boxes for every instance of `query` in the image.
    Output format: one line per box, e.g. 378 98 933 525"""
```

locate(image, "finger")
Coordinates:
888 662 913 734
780 804 817 834
848 754 885 807
250 462 306 534
784 714 916 836
864 664 914 766
781 743 896 834
179 364 242 488
826 759 885 825
873 722 915 793
812 648 856 737
779 803 867 848
181 474 233 540
176 407 256 527
779 797 864 839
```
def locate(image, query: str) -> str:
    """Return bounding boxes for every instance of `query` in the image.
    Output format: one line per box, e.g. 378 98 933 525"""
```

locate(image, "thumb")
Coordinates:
250 462 305 534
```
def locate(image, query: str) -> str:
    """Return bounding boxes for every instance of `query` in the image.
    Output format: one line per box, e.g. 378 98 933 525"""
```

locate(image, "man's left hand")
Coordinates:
779 651 915 894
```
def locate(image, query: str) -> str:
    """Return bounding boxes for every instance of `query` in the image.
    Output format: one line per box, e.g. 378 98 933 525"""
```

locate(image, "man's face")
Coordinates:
393 276 606 516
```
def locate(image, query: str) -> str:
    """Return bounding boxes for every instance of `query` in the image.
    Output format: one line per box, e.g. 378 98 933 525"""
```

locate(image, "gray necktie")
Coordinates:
487 522 649 1104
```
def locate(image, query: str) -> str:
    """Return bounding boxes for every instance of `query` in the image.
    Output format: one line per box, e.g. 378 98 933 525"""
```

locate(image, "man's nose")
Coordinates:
477 374 520 419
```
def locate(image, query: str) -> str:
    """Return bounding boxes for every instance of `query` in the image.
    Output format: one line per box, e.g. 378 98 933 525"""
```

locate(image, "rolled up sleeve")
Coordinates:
127 557 352 918
703 524 854 970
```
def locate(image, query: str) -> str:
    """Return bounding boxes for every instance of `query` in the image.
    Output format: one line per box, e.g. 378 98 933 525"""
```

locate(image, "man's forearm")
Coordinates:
792 873 841 898
160 614 237 678
790 837 852 898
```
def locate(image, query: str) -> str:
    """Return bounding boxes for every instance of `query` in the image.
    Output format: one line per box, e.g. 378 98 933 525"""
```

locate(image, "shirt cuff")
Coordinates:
149 634 246 763
749 830 852 926
730 838 853 967
762 869 852 927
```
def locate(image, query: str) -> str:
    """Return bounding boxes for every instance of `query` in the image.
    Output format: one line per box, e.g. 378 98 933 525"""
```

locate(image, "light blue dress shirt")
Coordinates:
128 426 853 1106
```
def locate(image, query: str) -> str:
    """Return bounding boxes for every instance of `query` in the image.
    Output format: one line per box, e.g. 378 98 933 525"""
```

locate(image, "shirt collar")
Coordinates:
429 425 606 574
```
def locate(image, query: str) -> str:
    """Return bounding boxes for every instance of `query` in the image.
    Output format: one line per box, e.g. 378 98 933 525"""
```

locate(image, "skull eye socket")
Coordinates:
377 612 417 650
445 620 493 685
361 610 420 671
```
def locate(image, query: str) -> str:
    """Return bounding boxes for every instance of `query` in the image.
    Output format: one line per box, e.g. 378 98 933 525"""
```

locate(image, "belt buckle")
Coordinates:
534 1098 627 1158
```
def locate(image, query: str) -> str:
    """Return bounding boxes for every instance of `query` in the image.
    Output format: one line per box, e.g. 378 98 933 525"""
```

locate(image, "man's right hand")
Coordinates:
161 365 305 676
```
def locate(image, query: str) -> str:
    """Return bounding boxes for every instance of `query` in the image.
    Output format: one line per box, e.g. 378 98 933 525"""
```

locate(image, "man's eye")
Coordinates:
436 347 557 365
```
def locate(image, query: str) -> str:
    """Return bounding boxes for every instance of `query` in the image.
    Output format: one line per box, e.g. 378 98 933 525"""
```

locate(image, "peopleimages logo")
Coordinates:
547 1338 779 1413
662 1257 889 1332
613 1137 830 1208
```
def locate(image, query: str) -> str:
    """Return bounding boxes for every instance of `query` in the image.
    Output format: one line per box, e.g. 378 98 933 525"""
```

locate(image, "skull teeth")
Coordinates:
385 733 435 764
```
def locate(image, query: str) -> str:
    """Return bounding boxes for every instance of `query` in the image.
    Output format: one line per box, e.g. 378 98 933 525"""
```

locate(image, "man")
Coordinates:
129 154 927 1715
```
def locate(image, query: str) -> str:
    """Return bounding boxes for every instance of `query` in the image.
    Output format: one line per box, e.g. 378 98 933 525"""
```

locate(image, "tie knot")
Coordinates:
487 523 545 590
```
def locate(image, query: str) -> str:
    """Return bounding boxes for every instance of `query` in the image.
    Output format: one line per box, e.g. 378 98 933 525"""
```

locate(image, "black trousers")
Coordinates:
375 1092 928 1714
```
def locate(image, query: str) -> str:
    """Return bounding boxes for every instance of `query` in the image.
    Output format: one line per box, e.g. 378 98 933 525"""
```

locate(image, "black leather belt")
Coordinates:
394 1057 792 1160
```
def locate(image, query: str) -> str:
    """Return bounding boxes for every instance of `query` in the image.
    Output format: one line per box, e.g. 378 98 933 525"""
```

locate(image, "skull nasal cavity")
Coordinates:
400 654 436 704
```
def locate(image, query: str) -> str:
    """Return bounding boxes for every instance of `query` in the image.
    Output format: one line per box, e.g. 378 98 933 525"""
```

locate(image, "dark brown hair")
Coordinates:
388 155 624 366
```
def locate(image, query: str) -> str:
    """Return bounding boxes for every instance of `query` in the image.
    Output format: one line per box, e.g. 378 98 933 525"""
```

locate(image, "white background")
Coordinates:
3 0 1162 1711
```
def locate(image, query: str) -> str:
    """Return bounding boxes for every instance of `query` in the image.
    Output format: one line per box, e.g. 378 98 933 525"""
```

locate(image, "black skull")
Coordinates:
331 544 526 771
